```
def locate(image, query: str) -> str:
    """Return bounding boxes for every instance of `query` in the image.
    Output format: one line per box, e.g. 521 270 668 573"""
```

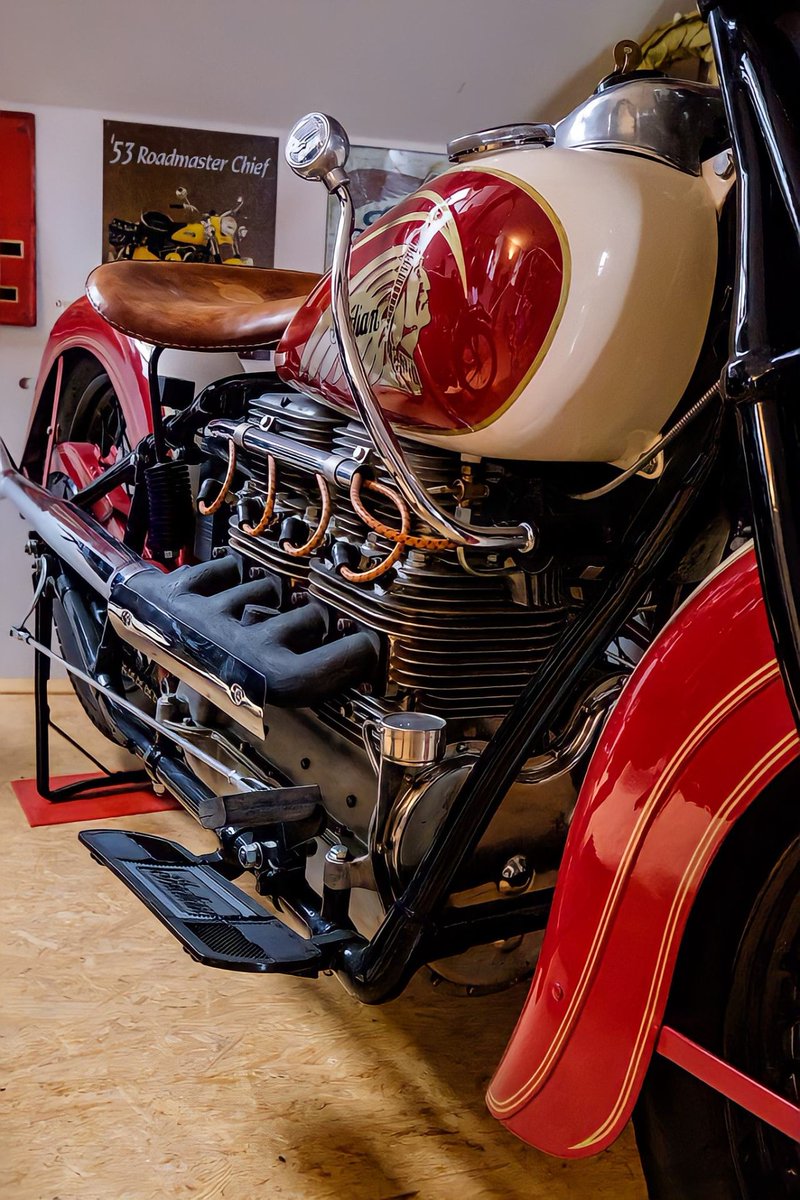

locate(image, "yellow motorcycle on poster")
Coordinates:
108 188 253 265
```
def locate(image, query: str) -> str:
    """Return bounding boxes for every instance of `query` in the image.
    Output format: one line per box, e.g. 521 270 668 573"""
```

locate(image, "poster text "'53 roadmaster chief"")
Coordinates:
102 120 277 267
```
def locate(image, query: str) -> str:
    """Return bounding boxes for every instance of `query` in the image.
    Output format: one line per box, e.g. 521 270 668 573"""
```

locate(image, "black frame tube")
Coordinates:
338 410 722 1002
707 1 800 727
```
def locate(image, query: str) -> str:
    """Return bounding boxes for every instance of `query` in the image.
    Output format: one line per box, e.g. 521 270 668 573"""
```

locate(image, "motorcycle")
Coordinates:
108 187 253 264
2 2 799 1194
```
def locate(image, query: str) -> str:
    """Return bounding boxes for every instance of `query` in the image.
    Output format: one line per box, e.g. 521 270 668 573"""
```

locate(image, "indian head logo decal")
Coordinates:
277 167 570 435
299 190 467 397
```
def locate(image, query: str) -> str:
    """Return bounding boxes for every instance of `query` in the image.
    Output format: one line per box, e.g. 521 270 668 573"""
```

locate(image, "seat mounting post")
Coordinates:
147 345 167 463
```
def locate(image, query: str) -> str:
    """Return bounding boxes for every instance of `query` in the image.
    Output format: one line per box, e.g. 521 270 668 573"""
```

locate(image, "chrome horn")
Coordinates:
284 113 536 555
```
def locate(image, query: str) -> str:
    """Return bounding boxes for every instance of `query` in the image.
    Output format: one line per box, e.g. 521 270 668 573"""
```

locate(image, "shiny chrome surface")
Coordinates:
364 705 448 859
363 712 447 771
206 416 369 488
0 438 151 599
326 177 536 552
447 123 555 162
366 711 448 859
555 77 727 175
10 623 258 793
285 112 350 192
107 599 266 737
0 444 268 738
159 713 281 800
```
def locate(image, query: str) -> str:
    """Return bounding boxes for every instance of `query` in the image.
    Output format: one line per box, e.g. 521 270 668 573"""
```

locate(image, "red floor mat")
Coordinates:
11 773 180 827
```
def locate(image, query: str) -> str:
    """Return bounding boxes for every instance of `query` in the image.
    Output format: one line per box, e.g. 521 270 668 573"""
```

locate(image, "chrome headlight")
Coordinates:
285 112 350 191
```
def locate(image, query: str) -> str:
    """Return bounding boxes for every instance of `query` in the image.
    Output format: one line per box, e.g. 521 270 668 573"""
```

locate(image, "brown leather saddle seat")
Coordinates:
85 260 322 352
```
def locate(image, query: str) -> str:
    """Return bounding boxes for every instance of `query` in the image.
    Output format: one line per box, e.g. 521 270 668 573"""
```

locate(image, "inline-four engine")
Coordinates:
203 385 570 735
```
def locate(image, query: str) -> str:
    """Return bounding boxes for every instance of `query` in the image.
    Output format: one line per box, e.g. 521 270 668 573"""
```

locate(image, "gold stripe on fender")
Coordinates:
570 727 799 1150
487 658 781 1116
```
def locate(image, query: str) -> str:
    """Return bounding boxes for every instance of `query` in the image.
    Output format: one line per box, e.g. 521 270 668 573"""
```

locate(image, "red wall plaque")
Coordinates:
0 111 36 326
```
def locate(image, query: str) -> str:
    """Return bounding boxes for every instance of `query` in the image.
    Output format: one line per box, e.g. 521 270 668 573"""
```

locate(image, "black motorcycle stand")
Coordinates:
32 585 149 804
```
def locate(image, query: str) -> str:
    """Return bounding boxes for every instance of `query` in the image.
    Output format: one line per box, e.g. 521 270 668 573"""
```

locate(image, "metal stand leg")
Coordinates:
32 586 149 804
33 583 54 798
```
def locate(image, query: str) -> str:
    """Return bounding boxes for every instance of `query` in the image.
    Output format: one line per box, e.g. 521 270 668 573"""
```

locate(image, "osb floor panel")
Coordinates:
0 688 648 1200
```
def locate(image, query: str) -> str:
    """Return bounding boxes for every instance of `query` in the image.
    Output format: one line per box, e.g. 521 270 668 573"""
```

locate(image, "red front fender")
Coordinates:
487 546 798 1155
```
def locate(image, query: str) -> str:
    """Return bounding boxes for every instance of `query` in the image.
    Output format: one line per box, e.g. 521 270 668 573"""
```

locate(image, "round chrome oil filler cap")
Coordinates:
447 123 555 163
379 713 447 767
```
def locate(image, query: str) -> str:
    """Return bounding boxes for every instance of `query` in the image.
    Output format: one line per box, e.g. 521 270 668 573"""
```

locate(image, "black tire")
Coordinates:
634 773 800 1199
54 355 130 462
45 357 138 733
723 837 800 1195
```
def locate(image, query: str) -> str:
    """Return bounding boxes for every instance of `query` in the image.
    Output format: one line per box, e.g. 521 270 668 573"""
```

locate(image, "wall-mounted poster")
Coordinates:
102 120 277 268
324 145 447 268
0 111 36 326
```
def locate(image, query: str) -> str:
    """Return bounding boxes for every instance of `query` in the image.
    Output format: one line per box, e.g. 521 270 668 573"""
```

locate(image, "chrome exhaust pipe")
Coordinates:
0 440 377 739
0 438 151 598
0 442 254 726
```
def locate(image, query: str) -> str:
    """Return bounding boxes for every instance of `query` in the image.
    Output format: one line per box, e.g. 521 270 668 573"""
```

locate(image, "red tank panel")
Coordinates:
276 167 568 434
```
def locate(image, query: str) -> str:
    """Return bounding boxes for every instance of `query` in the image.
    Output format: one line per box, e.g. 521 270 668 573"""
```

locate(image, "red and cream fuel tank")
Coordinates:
276 77 731 465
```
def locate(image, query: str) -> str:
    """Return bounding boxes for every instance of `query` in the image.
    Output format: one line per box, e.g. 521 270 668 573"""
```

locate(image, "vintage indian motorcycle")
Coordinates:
2 2 799 1195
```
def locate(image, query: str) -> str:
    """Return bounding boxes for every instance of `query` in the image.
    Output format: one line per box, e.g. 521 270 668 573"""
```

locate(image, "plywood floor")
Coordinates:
0 686 648 1200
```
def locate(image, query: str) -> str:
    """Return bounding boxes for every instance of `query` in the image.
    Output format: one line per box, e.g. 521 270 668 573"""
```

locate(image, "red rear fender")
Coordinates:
22 297 152 482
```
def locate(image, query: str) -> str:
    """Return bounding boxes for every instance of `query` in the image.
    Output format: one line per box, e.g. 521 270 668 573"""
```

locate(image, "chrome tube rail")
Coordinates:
0 438 148 599
205 417 368 488
10 624 259 796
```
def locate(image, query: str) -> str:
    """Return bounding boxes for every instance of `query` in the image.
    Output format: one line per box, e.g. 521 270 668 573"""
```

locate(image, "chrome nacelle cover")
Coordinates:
555 74 729 175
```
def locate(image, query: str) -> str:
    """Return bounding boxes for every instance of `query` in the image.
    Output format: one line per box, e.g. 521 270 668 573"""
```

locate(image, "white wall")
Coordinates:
0 99 441 675
3 0 678 147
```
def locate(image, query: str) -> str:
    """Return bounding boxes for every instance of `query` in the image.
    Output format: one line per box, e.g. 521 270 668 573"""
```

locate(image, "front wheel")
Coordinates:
634 782 800 1199
723 835 800 1195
